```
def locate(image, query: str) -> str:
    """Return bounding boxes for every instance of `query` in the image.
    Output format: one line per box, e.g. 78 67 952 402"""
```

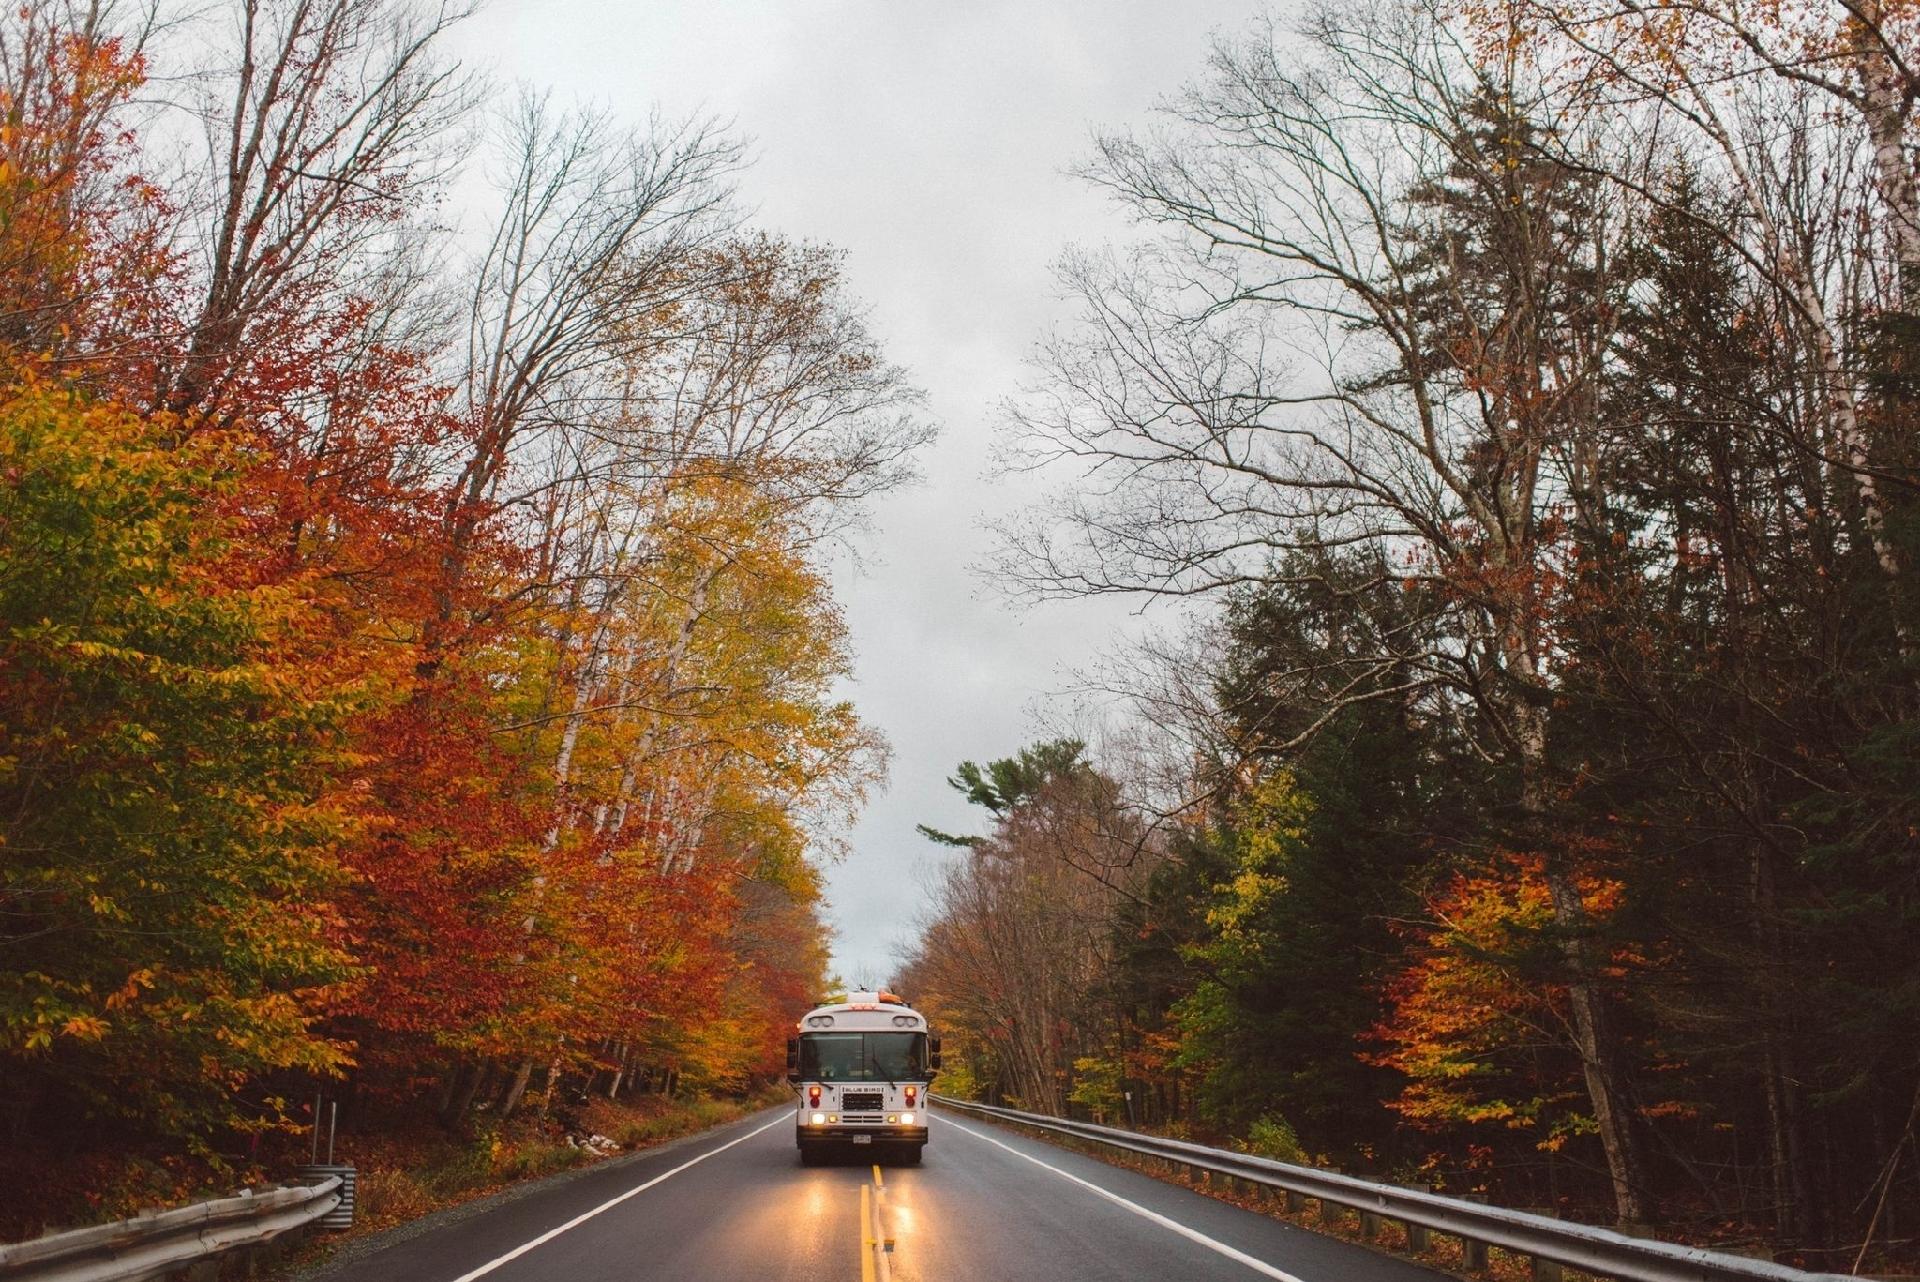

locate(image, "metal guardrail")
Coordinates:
934 1096 1851 1282
0 1178 342 1282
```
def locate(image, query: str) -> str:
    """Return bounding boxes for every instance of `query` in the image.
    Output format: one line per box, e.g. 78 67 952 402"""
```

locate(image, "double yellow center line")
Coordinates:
860 1163 894 1282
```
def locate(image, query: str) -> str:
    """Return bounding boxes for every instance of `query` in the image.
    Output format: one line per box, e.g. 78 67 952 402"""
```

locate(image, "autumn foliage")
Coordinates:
0 0 918 1232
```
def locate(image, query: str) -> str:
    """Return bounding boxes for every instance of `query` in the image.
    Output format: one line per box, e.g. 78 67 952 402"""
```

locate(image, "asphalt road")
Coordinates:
307 1105 1452 1282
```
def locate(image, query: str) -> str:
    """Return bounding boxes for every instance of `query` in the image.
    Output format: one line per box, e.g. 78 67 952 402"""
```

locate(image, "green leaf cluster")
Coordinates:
0 382 357 1158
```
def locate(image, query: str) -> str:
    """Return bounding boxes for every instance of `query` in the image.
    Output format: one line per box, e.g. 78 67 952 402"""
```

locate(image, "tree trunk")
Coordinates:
608 1042 629 1099
1748 838 1821 1247
1513 690 1652 1225
1681 72 1905 593
499 1059 536 1118
1545 868 1651 1224
434 1061 462 1117
540 1055 564 1115
444 1059 491 1128
1851 1 1920 305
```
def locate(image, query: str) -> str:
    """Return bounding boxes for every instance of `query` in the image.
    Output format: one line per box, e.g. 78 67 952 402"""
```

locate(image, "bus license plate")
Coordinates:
852 1134 872 1145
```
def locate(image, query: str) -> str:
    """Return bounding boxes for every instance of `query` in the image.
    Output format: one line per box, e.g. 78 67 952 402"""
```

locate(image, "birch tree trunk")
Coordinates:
1506 625 1652 1225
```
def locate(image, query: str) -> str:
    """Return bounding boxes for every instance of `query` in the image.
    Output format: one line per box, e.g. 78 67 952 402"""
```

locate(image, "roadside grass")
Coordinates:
599 1094 749 1153
347 1089 782 1235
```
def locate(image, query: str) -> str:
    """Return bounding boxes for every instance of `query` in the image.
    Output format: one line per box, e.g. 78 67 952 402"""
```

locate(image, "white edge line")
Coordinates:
938 1114 1310 1282
447 1113 788 1282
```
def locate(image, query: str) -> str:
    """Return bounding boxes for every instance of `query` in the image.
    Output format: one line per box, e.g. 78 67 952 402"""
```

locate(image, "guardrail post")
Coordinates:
1404 1185 1432 1252
1462 1236 1490 1272
1284 1189 1306 1214
1460 1193 1490 1272
1318 1196 1342 1229
260 1231 294 1276
1517 1207 1564 1282
1360 1208 1381 1240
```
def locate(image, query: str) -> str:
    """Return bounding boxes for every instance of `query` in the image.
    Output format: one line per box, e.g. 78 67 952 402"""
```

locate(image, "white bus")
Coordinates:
786 991 941 1165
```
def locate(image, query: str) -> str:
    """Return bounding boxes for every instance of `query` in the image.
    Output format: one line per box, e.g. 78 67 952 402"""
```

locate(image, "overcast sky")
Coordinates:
449 0 1261 989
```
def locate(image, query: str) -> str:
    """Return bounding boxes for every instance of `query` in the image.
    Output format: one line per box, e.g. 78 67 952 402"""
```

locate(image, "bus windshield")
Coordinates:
799 1031 927 1081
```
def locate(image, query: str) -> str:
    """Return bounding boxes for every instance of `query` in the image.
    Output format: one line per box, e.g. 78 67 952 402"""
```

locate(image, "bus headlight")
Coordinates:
899 1111 915 1125
810 1112 826 1126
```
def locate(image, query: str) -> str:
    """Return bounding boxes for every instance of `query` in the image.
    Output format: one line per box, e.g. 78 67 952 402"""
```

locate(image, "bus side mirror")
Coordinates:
786 1038 799 1084
929 1037 943 1070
